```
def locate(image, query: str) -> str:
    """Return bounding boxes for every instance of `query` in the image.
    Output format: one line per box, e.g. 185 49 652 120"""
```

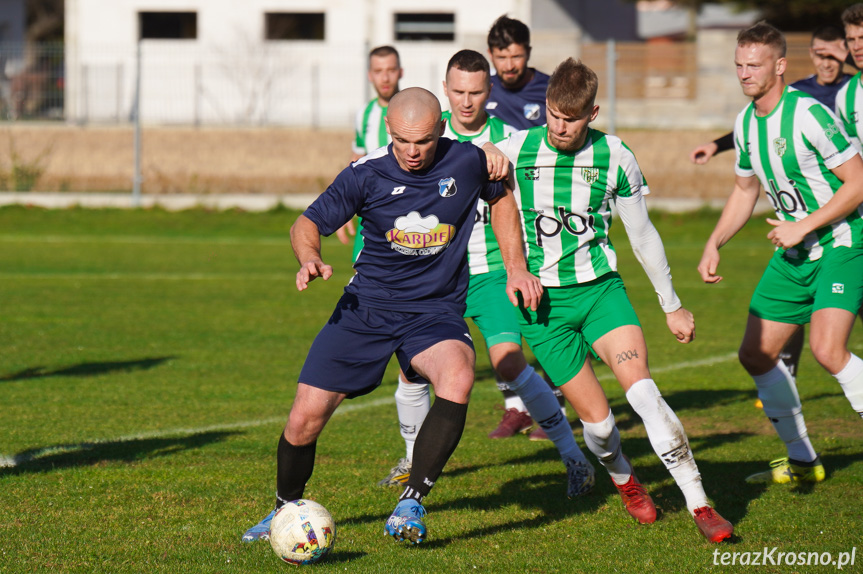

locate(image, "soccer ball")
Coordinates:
269 499 337 565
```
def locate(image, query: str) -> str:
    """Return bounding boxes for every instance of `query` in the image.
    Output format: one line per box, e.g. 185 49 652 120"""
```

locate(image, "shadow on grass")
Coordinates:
0 356 175 382
323 551 367 564
0 431 237 476
336 431 862 548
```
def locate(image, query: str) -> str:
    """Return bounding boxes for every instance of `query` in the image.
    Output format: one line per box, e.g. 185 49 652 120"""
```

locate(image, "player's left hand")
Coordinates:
482 142 510 181
666 307 695 343
766 218 806 250
335 219 356 245
506 268 543 311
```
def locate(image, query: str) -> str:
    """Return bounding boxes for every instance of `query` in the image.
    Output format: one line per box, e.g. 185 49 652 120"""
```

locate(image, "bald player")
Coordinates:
242 88 541 545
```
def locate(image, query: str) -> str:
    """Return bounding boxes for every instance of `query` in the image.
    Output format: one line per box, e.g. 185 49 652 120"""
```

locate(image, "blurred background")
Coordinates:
0 0 856 197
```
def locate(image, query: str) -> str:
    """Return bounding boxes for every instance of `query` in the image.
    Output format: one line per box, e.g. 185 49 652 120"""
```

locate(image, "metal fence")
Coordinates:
0 43 64 121
0 35 834 127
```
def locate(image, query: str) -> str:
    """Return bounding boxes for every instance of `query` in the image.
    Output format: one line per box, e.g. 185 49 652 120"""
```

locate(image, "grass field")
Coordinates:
0 205 860 573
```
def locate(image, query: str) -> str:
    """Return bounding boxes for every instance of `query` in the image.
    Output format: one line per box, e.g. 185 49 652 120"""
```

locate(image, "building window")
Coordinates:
139 12 197 40
265 13 325 41
394 13 455 41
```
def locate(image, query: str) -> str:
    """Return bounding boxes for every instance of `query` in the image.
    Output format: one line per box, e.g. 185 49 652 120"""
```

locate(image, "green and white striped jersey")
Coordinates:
497 126 649 286
735 87 862 261
353 99 390 156
442 111 517 275
835 71 863 153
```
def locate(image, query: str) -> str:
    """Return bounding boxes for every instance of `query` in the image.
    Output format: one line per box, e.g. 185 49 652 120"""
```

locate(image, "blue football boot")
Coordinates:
384 498 427 544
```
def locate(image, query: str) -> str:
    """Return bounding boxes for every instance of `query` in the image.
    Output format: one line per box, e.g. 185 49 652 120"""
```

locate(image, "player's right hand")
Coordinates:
335 220 356 245
666 307 695 343
689 142 719 165
506 268 543 312
296 259 333 291
697 246 722 284
482 142 510 181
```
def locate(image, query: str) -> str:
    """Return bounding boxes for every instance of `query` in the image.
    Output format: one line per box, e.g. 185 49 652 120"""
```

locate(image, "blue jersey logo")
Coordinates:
523 103 541 121
438 177 457 197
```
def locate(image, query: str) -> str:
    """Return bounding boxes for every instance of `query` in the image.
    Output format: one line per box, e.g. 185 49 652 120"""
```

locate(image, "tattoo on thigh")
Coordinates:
616 349 639 364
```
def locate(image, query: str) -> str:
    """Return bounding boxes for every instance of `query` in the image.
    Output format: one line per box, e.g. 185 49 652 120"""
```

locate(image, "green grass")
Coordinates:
0 205 860 573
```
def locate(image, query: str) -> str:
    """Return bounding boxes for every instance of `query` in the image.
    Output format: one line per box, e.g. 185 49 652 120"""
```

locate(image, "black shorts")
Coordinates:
298 293 475 398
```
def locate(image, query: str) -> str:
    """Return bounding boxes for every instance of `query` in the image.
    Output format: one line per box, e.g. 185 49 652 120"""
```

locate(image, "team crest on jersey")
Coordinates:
773 137 786 157
523 167 540 180
386 211 455 256
523 103 541 120
851 112 859 124
582 168 600 184
438 177 457 197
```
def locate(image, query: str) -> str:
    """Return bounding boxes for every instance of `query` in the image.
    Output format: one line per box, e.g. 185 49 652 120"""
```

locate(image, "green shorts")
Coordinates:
465 270 522 348
351 218 364 263
749 247 863 324
517 273 641 386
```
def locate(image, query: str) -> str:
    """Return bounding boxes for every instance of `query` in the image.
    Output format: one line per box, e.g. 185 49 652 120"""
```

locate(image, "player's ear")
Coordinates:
442 80 448 97
589 104 600 122
776 56 787 76
385 116 391 136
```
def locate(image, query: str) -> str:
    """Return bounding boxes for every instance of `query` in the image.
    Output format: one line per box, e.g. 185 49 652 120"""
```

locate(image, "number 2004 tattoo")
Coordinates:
616 349 639 364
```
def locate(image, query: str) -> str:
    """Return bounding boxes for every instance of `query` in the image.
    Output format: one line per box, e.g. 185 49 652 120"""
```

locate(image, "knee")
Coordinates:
494 355 528 382
432 367 474 403
810 342 849 375
738 344 773 375
286 411 323 446
490 344 527 382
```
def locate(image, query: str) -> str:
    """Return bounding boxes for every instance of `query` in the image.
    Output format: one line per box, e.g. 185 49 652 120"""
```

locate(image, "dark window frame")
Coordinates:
394 13 455 42
138 11 198 40
264 12 326 41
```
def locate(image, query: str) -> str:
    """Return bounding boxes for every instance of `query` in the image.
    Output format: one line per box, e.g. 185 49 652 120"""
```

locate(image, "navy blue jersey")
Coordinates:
304 137 506 314
486 69 550 130
790 74 852 111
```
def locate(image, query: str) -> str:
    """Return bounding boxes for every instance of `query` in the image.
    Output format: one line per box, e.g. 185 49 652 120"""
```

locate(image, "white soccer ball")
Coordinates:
269 499 337 565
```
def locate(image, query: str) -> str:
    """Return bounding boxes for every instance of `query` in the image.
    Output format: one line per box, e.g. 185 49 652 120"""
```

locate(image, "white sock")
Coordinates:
835 353 863 418
626 379 709 513
753 362 817 463
504 394 527 412
508 366 588 464
394 373 430 462
581 409 631 484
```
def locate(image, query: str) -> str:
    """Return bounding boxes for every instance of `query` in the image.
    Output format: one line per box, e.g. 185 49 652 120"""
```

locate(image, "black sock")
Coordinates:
275 434 316 509
789 455 821 467
400 397 468 503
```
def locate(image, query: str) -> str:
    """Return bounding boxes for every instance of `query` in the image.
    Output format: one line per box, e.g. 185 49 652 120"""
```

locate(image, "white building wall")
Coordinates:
65 0 523 126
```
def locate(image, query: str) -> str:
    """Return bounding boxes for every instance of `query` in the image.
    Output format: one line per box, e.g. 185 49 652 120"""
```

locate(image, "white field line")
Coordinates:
596 351 738 381
0 234 292 246
0 272 292 281
0 353 739 469
0 397 394 468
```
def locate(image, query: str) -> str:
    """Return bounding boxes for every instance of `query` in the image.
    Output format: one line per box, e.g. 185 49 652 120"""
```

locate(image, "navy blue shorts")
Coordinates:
299 293 475 398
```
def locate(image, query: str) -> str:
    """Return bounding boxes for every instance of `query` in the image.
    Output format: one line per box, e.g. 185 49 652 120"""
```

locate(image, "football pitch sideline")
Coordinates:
0 206 860 573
